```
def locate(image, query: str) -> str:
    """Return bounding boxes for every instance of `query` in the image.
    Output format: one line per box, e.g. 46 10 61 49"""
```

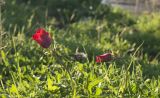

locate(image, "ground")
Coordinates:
0 0 160 97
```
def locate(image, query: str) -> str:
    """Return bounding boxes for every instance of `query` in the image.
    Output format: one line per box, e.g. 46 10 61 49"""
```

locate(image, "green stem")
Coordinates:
63 62 76 97
10 72 20 98
51 41 76 97
12 37 21 82
0 80 4 90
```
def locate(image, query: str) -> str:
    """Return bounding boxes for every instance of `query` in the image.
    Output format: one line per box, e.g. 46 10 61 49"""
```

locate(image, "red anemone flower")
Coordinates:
32 28 52 48
96 53 112 63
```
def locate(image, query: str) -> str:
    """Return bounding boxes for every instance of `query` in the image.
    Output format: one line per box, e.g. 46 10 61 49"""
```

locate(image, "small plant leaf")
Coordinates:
47 77 59 91
1 50 9 66
88 79 103 94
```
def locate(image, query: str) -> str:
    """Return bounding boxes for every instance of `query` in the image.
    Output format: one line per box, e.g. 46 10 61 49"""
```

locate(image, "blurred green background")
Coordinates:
2 0 160 58
0 0 160 97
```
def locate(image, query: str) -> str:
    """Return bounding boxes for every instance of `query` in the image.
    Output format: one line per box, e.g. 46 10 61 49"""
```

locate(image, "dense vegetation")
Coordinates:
0 0 160 97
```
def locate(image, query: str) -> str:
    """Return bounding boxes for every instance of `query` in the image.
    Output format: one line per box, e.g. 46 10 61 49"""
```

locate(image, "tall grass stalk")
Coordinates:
0 0 5 63
0 1 2 63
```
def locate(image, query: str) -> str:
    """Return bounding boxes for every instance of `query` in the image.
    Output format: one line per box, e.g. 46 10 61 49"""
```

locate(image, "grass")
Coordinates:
0 0 160 97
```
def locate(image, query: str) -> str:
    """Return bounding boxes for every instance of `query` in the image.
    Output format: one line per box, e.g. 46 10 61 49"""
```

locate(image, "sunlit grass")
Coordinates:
0 0 160 97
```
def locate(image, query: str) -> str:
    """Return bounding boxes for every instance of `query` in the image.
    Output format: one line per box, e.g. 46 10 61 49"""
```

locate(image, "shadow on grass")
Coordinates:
124 31 160 78
57 38 103 61
143 63 160 78
124 31 160 60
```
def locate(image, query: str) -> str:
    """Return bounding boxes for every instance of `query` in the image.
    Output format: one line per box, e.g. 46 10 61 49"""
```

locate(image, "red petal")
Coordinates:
32 28 52 48
96 56 102 63
36 28 46 34
32 34 39 40
96 53 112 63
